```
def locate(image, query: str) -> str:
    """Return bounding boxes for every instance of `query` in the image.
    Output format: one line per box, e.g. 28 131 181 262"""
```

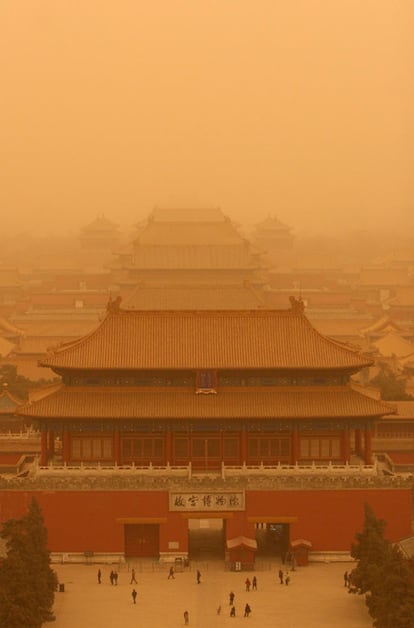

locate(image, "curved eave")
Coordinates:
17 386 395 421
37 308 374 372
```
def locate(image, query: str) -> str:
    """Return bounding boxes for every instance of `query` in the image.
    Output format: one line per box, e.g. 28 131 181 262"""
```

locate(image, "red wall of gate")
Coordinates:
0 488 411 553
246 489 412 550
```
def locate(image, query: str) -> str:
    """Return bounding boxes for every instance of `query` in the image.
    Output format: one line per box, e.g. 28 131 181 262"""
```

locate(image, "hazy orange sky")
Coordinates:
1 1 413 236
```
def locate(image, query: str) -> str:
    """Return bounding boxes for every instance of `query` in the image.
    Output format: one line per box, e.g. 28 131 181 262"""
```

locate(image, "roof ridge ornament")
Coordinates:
289 296 305 314
106 295 122 313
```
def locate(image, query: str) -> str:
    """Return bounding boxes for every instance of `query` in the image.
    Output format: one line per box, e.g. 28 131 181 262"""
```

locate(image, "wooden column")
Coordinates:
364 427 373 465
62 429 70 464
354 429 362 457
48 430 55 457
165 430 172 465
40 430 48 466
291 427 299 464
113 429 121 465
241 428 247 465
343 427 351 463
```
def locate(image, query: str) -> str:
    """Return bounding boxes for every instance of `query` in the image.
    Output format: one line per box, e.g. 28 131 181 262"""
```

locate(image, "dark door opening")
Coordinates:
255 522 290 561
188 518 225 559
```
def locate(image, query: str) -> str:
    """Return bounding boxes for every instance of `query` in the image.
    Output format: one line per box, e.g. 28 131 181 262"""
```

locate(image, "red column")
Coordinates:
40 430 48 466
364 427 372 465
49 430 55 457
113 429 121 465
165 430 172 465
62 429 70 464
343 428 351 463
241 428 247 464
291 427 299 464
355 429 362 457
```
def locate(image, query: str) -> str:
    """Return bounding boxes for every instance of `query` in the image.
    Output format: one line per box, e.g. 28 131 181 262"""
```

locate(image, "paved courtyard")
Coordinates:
52 559 373 627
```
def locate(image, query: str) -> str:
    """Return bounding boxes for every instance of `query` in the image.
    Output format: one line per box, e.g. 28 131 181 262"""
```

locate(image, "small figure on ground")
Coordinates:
97 568 101 584
285 572 290 586
278 568 284 584
244 603 251 617
130 568 137 584
347 570 356 592
230 605 236 617
245 577 251 592
184 610 189 625
196 569 201 584
110 570 114 585
217 605 221 615
343 570 349 587
252 576 257 590
113 571 118 585
168 566 175 579
229 591 235 605
132 588 137 604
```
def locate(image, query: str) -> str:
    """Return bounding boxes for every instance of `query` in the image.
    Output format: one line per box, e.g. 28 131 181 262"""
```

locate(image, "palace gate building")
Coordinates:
0 297 412 562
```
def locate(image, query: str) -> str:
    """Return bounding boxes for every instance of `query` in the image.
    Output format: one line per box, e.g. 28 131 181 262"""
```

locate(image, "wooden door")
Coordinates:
124 524 159 558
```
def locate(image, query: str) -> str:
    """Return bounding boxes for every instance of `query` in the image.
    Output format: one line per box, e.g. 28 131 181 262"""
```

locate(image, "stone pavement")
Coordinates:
52 560 373 628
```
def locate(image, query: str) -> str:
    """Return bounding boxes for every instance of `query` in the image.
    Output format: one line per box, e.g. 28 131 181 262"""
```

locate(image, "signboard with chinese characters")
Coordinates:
169 492 245 512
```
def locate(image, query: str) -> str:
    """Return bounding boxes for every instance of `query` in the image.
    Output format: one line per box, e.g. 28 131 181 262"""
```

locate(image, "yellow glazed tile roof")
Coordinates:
18 385 393 420
39 305 373 372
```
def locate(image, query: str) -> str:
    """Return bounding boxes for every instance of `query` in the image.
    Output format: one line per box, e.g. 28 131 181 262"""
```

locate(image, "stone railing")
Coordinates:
1 458 412 491
0 429 40 440
222 460 378 477
30 459 378 480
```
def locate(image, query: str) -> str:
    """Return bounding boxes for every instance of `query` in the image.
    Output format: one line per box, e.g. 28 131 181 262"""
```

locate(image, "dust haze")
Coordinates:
1 1 413 236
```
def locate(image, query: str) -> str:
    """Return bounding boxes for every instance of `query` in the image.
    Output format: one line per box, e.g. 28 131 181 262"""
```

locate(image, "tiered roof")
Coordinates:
123 284 267 310
18 385 393 420
81 214 119 234
39 300 372 372
125 245 258 270
119 207 262 272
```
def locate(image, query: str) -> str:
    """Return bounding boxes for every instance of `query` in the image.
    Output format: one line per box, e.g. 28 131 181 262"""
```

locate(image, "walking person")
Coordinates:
230 605 236 617
97 568 101 584
244 603 251 617
196 569 201 584
113 571 118 585
184 610 189 625
278 568 284 584
110 570 114 585
343 570 348 587
252 575 257 590
245 577 251 592
131 588 137 604
168 565 175 579
229 591 235 605
285 572 290 586
130 568 137 584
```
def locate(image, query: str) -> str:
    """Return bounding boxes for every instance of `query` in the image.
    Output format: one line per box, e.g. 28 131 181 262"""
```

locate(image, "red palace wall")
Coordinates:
0 488 411 554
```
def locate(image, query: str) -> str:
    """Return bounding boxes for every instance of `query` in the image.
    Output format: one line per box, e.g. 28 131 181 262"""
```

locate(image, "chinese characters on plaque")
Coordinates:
169 492 245 511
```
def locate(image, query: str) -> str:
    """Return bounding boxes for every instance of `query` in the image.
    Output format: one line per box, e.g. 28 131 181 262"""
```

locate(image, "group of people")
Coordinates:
109 570 119 585
278 568 291 585
97 567 136 587
344 569 356 592
228 589 253 618
95 564 299 622
244 575 257 591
